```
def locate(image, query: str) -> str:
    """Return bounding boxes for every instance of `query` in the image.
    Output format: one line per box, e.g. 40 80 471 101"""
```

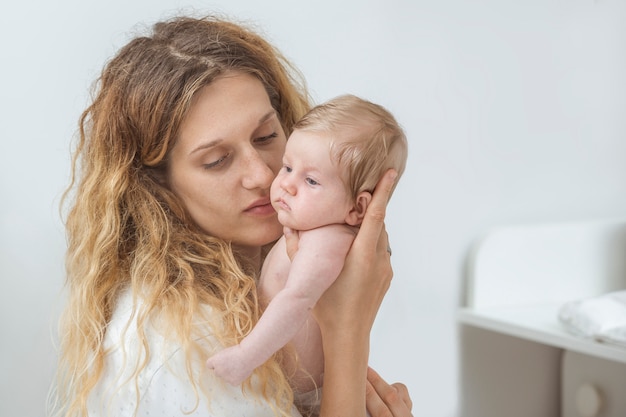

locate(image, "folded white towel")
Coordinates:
558 290 626 348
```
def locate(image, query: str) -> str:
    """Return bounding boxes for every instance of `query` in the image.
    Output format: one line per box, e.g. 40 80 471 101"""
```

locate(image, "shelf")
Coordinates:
458 303 626 364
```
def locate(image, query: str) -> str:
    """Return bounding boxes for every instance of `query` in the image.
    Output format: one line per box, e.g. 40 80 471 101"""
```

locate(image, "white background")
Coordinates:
2 1 626 416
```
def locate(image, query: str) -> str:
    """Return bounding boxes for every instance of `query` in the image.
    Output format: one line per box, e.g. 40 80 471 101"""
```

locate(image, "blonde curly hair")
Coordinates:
54 15 310 417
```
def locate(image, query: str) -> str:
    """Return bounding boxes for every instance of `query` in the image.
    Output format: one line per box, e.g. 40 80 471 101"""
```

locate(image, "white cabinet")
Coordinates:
458 219 626 417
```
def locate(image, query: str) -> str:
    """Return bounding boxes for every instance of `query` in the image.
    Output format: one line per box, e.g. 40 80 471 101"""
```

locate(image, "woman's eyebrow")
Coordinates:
259 109 277 124
190 139 222 156
189 110 277 156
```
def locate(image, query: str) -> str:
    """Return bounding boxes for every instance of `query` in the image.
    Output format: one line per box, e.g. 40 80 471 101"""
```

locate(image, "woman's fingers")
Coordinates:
391 382 413 412
315 169 397 331
356 169 397 253
366 367 413 417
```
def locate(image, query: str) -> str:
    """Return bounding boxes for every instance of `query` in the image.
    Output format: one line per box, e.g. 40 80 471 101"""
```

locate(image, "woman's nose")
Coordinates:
241 150 276 190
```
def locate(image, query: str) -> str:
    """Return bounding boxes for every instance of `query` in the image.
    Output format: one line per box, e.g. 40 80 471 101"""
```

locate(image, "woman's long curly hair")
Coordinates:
54 15 310 417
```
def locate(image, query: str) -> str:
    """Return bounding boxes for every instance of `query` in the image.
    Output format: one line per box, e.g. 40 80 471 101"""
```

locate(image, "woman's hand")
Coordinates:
314 168 397 336
366 367 413 417
314 169 400 417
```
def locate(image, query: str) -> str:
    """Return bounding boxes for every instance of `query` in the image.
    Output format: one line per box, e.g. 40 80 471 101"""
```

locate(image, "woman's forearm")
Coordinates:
318 328 370 417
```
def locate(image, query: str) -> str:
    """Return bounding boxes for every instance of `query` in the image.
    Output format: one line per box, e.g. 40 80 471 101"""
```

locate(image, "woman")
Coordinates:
54 15 412 417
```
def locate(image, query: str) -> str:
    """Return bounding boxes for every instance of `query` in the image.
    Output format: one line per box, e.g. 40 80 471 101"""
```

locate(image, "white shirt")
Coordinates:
87 289 301 417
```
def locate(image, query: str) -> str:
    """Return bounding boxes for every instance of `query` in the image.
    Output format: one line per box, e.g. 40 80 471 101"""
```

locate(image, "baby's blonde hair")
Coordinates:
294 94 408 201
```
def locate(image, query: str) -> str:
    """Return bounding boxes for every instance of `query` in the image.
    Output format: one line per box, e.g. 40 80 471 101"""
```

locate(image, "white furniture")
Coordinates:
458 219 626 417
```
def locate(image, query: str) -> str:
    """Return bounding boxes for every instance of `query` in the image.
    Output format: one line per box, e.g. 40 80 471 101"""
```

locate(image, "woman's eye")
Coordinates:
306 177 319 186
203 154 229 169
255 132 278 144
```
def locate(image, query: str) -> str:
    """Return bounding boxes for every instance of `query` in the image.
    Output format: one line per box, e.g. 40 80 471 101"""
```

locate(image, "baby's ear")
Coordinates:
345 191 372 226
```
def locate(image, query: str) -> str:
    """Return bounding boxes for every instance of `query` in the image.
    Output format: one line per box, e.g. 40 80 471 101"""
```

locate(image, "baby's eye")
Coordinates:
283 165 292 173
306 177 319 186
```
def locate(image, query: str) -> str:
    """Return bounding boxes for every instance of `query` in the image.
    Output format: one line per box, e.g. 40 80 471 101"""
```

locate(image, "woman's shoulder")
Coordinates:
101 287 219 374
106 287 219 345
89 288 302 417
88 288 209 415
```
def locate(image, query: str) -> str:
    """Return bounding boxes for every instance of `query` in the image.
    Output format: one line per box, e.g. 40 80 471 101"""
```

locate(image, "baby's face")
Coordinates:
270 130 354 231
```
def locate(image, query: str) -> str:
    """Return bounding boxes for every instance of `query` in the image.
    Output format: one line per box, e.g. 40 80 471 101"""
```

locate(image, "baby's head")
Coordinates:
272 94 407 231
293 94 408 202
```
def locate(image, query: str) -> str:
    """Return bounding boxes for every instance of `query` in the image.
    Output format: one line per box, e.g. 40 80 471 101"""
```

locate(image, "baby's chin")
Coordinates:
276 211 297 230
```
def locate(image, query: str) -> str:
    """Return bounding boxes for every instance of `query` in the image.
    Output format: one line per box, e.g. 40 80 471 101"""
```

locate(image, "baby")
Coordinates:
206 94 408 397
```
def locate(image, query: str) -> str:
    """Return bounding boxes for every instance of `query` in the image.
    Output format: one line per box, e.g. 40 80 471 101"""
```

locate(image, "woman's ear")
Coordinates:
148 166 169 187
345 191 372 226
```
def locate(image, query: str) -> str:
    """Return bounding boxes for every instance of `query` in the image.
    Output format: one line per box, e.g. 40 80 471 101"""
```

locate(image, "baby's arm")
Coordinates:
206 225 355 385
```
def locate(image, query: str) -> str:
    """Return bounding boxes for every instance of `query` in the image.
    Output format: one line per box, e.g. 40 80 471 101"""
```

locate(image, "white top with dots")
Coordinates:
87 289 301 417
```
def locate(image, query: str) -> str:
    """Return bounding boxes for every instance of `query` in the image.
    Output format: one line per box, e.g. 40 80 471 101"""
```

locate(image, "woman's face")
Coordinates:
167 72 286 256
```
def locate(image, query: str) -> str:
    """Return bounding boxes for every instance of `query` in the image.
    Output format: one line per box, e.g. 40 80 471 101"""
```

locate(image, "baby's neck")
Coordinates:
294 222 360 236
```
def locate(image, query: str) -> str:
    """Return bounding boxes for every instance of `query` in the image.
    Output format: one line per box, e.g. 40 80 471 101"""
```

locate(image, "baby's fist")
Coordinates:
206 345 252 386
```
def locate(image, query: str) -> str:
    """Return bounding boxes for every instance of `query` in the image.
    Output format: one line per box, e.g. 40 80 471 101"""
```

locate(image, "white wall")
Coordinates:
2 1 626 417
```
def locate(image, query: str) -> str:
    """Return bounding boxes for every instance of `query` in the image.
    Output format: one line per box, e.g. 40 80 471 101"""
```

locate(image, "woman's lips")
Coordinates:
244 198 276 216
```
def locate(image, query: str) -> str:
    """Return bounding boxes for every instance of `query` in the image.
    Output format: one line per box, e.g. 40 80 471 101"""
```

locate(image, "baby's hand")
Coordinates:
205 345 253 386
